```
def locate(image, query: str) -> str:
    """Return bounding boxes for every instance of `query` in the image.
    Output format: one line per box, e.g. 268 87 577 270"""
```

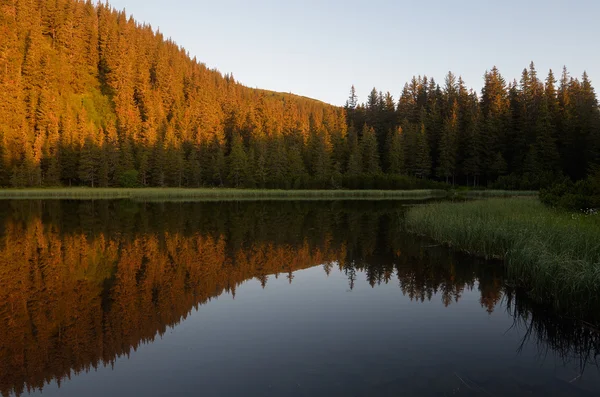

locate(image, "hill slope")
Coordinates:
0 0 347 188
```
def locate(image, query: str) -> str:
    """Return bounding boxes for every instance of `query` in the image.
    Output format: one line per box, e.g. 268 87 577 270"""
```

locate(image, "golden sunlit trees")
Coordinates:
0 0 346 189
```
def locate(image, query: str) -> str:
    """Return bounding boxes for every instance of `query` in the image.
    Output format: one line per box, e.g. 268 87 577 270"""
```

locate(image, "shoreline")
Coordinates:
405 197 600 317
0 188 448 201
0 188 539 201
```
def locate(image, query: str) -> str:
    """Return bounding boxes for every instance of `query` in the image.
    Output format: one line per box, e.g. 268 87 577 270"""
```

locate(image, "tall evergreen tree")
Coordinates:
414 123 431 178
387 127 405 175
360 125 381 175
437 100 458 183
227 133 248 187
79 135 101 187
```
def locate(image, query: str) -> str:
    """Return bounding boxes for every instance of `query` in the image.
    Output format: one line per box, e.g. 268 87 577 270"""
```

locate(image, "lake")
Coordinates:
1 200 599 397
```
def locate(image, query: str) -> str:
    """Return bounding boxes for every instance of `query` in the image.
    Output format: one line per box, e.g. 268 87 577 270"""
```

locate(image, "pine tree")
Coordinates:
287 141 307 187
491 151 508 178
79 135 101 187
104 123 120 186
346 126 362 177
415 123 431 178
533 94 560 175
437 100 458 183
254 152 267 188
227 133 248 187
360 125 380 175
307 128 330 181
578 72 600 177
209 138 226 186
480 67 509 183
266 137 288 187
461 93 482 186
344 85 358 126
185 146 202 187
387 127 405 175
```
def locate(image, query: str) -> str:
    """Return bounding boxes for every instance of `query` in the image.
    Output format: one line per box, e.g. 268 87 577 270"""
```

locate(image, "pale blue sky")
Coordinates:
104 0 599 105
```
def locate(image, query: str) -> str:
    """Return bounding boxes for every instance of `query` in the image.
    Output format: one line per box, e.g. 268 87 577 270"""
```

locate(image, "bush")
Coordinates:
492 171 563 190
540 171 600 211
118 169 140 188
340 173 449 190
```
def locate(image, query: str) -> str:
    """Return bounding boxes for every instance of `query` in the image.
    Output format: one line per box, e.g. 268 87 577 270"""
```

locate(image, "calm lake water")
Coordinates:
1 200 599 397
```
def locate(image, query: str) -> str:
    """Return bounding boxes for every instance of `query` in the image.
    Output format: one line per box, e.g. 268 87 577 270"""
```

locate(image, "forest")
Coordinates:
1 0 599 189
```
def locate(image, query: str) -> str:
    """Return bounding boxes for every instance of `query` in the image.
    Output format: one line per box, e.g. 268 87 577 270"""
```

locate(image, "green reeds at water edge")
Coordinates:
458 190 538 197
405 198 600 316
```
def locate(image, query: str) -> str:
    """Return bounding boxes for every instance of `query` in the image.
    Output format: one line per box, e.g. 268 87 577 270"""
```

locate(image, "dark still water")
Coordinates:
1 200 599 397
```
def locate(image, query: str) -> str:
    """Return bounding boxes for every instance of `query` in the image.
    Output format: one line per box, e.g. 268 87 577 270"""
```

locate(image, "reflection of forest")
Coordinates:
0 200 522 396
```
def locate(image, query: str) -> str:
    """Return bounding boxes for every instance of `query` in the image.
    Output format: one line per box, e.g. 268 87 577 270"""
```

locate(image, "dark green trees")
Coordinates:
437 100 458 184
361 125 381 175
227 133 248 187
344 63 598 189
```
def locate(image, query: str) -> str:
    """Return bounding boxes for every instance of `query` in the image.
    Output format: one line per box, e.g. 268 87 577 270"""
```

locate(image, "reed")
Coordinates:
459 190 538 197
405 198 600 314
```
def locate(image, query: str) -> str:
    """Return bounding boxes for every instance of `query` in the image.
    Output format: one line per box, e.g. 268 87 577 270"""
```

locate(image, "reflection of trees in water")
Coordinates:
505 288 600 375
0 200 596 396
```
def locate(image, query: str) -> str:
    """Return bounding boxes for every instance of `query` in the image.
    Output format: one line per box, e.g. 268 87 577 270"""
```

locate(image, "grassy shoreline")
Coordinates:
405 198 600 315
458 189 538 198
0 187 540 201
0 187 450 201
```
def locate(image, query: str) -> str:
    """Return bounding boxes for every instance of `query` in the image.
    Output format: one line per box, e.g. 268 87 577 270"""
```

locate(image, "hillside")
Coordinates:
0 0 346 188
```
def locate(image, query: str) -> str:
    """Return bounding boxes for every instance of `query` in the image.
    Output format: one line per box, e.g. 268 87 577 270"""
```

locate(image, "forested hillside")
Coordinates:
0 0 599 188
0 0 347 188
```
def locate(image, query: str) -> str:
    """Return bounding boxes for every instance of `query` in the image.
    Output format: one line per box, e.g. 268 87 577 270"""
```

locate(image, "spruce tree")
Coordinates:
360 125 381 175
387 127 405 175
415 123 431 178
79 135 100 187
227 133 248 188
346 126 362 177
533 95 560 175
437 100 458 183
307 128 330 182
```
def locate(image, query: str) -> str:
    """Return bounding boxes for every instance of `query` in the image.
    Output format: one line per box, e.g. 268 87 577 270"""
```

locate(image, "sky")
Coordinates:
103 0 600 106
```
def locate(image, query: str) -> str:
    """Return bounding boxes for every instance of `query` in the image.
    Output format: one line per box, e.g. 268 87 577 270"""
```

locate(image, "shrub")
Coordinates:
540 171 600 211
492 171 564 191
118 170 140 188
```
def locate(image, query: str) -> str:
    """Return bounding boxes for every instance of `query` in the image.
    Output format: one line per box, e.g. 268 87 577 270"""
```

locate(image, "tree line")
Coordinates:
1 0 598 189
346 64 600 188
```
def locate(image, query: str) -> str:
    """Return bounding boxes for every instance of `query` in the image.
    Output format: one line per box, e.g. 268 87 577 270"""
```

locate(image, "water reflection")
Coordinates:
0 200 598 396
506 288 600 374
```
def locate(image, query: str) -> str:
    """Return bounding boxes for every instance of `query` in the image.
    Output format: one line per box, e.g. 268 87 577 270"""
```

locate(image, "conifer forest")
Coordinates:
1 0 598 189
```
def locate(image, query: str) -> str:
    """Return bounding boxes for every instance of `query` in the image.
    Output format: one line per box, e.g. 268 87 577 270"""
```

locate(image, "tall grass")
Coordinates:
405 198 600 314
0 188 448 201
459 190 538 197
